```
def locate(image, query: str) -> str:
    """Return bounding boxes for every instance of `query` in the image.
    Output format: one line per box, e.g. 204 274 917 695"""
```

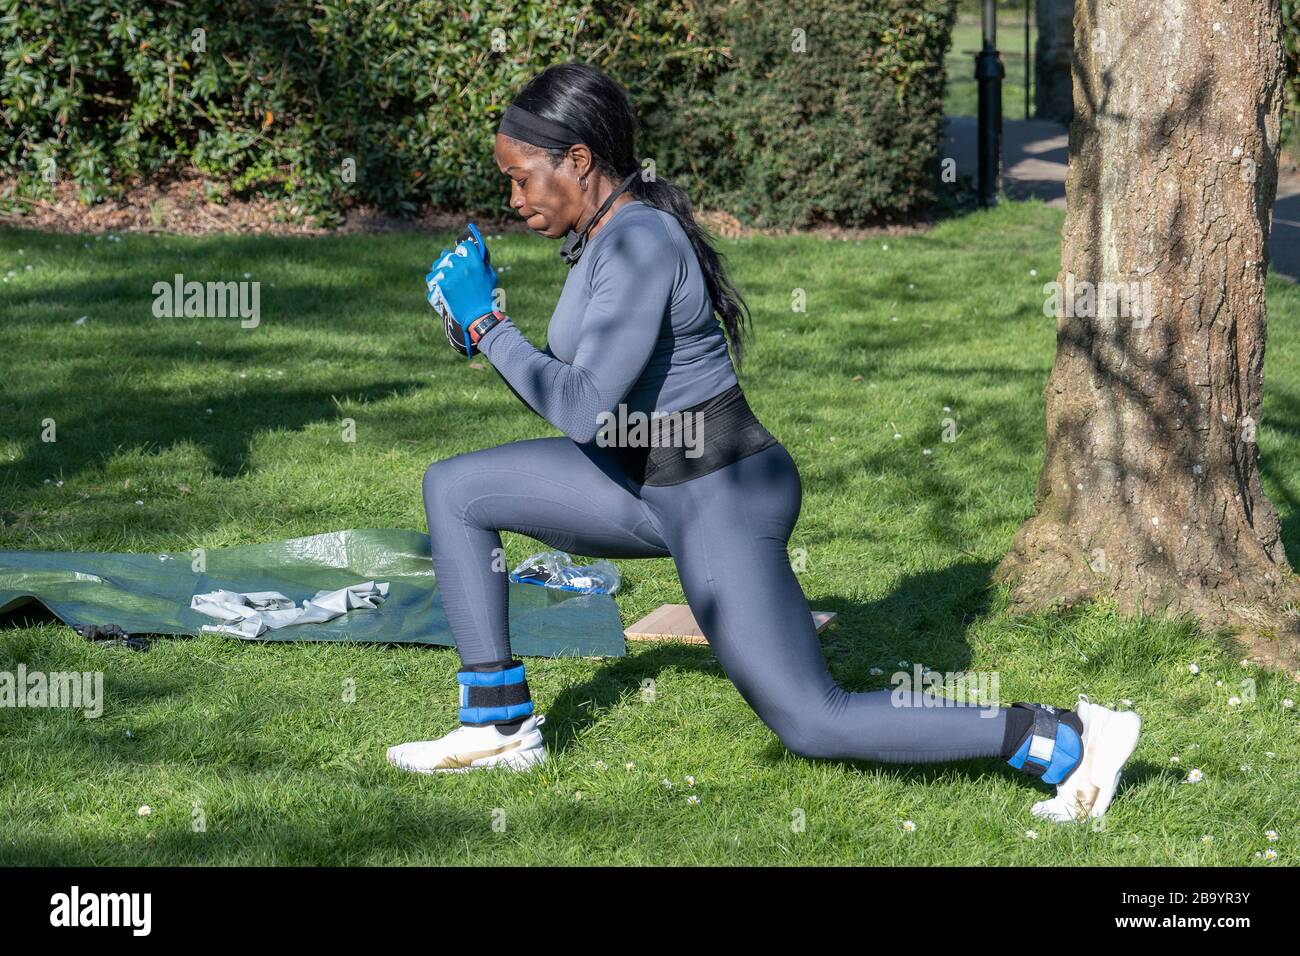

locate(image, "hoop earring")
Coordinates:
578 175 588 190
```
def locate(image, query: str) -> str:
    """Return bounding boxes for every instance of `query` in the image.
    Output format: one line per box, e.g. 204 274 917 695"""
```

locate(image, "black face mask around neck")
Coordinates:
559 170 642 266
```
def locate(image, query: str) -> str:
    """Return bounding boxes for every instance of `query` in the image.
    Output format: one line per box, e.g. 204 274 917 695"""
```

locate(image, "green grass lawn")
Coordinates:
0 202 1296 864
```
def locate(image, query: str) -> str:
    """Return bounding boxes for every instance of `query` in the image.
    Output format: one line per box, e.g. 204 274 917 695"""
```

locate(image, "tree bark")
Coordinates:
995 0 1300 668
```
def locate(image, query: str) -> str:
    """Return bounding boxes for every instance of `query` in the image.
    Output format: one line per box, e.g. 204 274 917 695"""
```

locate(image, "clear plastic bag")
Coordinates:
508 551 621 595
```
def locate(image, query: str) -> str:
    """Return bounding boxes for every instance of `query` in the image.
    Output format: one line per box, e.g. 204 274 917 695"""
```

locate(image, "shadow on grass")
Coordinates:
551 556 1050 788
1258 385 1300 560
0 227 564 486
0 796 492 866
0 550 1188 864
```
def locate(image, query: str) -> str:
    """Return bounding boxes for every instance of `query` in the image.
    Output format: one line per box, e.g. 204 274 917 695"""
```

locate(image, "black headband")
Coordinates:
497 104 584 151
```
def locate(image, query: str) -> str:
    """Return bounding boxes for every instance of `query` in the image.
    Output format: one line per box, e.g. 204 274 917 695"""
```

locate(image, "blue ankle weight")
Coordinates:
458 660 534 726
1004 702 1084 785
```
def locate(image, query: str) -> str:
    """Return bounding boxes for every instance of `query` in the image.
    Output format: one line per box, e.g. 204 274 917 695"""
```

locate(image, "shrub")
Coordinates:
0 0 957 228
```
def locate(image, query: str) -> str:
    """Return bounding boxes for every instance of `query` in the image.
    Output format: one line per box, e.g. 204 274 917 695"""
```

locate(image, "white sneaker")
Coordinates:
386 714 548 774
1030 695 1141 823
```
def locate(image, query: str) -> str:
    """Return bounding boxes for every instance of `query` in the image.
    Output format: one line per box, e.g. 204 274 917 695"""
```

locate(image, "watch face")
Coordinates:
470 314 499 342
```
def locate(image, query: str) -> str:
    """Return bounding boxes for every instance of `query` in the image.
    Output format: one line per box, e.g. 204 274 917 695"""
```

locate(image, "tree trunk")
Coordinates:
995 0 1300 669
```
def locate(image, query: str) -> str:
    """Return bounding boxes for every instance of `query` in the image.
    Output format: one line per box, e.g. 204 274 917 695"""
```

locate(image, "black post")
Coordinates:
1024 0 1031 119
975 0 1005 208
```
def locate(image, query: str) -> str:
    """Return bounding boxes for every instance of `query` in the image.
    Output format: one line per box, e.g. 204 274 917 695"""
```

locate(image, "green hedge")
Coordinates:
0 0 957 228
658 0 956 226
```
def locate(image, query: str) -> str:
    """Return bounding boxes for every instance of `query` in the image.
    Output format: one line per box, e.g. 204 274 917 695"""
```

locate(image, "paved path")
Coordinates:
942 116 1300 281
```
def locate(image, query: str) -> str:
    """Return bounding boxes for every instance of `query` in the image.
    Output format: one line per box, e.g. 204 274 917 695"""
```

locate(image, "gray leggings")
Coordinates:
423 437 1008 763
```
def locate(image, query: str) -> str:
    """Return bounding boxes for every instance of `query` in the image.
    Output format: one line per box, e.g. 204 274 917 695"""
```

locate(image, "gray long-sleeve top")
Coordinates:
476 200 739 445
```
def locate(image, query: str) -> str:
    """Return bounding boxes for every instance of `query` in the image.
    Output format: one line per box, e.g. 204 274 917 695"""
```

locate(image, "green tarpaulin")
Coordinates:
0 528 626 658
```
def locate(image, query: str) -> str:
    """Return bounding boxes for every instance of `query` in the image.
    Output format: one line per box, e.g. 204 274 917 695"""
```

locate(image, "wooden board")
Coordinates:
625 603 837 644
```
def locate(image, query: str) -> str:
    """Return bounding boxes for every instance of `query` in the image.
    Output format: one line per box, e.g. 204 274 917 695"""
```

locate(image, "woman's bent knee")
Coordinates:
778 727 838 760
423 455 471 520
760 709 840 760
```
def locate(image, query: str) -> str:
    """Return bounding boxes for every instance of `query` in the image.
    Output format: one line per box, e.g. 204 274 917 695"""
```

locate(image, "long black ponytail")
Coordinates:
508 62 755 373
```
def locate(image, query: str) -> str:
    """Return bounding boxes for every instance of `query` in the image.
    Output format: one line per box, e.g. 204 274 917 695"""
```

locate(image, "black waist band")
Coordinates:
609 385 780 486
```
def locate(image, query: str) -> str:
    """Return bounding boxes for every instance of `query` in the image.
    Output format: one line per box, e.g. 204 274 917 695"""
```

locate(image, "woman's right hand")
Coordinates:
426 225 501 358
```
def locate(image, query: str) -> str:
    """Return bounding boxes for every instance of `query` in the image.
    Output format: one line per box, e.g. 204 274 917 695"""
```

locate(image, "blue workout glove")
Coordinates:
426 224 502 358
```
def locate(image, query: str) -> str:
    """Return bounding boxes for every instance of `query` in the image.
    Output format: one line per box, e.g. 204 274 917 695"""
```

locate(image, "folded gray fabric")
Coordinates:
192 581 390 639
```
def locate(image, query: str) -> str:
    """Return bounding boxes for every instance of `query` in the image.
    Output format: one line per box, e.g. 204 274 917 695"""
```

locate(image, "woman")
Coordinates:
390 63 1142 823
